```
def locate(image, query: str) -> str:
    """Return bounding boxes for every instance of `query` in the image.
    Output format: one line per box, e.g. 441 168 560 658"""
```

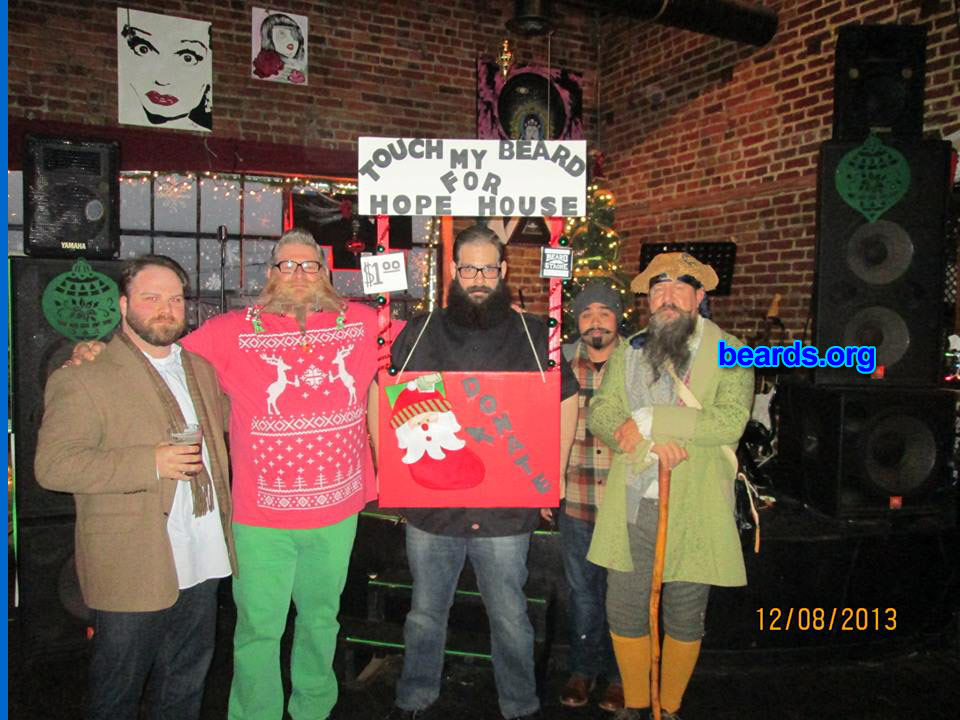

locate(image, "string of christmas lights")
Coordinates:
119 171 358 204
412 216 441 313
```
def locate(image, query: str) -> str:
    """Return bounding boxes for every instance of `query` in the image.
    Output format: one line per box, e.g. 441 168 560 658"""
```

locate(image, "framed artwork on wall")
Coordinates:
251 7 309 85
476 59 584 140
117 8 212 133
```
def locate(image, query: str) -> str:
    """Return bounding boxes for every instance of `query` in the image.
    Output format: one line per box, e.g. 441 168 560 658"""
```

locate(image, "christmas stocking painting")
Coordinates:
387 373 485 491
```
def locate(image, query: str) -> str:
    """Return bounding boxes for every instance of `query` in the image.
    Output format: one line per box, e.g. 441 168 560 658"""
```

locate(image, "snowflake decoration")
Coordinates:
302 365 326 389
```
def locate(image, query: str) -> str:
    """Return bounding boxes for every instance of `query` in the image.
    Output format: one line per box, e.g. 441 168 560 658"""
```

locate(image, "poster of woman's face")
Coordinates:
117 8 213 133
251 8 308 85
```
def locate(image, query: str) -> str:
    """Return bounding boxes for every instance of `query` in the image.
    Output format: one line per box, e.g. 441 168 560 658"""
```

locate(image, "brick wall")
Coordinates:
597 0 960 340
8 0 598 148
9 1 960 328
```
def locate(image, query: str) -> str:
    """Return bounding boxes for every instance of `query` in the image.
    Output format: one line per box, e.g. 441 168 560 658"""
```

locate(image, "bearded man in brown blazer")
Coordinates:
35 255 236 720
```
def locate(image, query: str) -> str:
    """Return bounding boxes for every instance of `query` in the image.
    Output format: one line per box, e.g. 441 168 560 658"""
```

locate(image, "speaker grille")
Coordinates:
42 147 104 175
11 257 124 520
777 382 956 521
833 24 926 140
15 519 90 659
813 137 951 386
24 136 119 260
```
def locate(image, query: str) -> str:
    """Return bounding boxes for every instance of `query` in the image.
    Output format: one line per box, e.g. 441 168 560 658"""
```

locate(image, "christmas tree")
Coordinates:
561 154 634 341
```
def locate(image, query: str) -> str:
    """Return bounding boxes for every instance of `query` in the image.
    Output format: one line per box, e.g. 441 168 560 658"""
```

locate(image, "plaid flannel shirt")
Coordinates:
563 338 616 522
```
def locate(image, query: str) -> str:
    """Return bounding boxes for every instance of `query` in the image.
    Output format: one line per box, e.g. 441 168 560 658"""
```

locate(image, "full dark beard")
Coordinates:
258 275 325 333
644 307 697 381
446 280 513 330
126 312 186 348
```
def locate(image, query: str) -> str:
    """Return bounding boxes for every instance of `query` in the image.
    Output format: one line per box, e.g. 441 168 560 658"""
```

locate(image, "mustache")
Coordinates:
655 303 682 314
467 285 492 295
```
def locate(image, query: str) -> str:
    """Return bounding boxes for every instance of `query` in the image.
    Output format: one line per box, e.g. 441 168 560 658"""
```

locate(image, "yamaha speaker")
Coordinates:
833 24 926 140
15 518 91 659
11 256 123 520
812 137 952 386
24 136 120 259
778 381 957 522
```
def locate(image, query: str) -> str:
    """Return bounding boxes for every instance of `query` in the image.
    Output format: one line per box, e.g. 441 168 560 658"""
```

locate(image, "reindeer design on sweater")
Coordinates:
328 345 357 404
261 354 300 415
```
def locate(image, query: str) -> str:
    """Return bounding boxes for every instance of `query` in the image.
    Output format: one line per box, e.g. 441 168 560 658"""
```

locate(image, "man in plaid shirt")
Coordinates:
544 280 624 712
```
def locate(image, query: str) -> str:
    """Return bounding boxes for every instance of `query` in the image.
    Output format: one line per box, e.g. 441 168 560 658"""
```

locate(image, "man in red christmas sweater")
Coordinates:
72 229 379 720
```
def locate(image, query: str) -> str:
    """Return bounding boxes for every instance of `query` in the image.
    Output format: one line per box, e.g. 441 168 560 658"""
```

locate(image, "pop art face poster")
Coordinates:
251 7 308 85
378 371 561 508
117 8 213 133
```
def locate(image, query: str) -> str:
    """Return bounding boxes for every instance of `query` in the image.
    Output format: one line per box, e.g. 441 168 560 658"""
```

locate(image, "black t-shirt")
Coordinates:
387 309 579 537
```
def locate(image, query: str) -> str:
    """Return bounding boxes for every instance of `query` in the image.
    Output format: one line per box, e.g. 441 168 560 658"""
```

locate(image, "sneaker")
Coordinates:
559 673 596 707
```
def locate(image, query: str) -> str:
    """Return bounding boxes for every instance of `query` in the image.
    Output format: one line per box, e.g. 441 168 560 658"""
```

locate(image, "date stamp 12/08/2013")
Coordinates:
757 608 897 632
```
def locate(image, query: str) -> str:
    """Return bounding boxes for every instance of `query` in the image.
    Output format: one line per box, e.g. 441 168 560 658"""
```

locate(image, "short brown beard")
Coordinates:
125 310 186 348
645 306 697 381
257 274 328 332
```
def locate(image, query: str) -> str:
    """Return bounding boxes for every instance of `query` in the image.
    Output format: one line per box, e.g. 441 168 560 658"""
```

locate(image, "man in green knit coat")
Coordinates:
586 252 754 720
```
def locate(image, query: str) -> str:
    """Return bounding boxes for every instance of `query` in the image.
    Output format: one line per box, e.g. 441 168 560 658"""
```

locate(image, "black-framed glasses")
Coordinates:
274 260 322 274
456 265 502 279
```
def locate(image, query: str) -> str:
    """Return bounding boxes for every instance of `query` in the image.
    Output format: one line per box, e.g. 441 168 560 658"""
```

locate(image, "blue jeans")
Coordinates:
558 511 619 681
86 578 219 720
396 524 539 719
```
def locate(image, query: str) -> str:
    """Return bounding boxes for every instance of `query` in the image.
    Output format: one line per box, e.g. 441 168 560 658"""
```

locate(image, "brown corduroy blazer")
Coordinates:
35 334 236 612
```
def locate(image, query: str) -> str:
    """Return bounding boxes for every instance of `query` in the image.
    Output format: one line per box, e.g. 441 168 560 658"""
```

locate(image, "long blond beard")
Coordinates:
257 274 343 330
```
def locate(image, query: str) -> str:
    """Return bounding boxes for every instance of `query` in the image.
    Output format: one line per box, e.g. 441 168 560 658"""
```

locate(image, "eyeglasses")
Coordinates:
456 265 502 279
274 260 322 274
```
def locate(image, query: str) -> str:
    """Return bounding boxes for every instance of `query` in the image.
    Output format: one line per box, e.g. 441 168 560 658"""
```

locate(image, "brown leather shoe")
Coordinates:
598 681 625 712
559 673 596 707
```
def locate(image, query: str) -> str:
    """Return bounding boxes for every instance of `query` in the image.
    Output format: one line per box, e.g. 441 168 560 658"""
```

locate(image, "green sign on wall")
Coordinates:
41 259 121 341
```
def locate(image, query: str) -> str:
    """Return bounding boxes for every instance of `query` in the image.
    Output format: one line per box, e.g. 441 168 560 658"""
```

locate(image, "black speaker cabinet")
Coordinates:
833 24 926 140
778 382 956 522
11 256 123 520
812 137 952 386
15 518 91 659
24 136 120 259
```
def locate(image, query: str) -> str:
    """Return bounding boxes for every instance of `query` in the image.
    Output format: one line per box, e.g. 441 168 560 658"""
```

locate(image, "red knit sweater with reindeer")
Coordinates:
181 303 378 529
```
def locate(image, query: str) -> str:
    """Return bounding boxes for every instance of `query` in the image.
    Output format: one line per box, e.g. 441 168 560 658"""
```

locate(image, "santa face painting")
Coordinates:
389 378 485 491
395 410 467 464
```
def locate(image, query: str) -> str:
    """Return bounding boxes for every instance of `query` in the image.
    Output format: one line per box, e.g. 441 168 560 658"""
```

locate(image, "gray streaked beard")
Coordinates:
258 279 329 333
644 309 697 381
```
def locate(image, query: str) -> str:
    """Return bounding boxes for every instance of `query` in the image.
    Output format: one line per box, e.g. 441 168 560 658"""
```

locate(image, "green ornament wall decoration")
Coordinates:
41 259 121 341
834 133 910 223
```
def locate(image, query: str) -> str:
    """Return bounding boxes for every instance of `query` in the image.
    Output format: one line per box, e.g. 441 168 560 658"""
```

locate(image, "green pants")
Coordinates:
228 516 358 720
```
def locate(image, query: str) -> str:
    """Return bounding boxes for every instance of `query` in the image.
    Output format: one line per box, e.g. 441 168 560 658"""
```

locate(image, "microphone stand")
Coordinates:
218 225 228 314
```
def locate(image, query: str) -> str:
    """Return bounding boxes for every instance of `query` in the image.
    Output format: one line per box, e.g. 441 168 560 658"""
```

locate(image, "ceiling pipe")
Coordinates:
568 0 778 46
507 0 556 36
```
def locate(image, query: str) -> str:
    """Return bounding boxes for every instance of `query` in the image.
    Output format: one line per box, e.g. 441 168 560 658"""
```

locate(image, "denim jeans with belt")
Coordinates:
396 524 540 719
558 511 619 681
86 578 219 720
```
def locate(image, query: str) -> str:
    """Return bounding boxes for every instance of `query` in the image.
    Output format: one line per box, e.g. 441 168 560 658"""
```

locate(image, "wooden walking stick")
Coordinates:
650 460 672 720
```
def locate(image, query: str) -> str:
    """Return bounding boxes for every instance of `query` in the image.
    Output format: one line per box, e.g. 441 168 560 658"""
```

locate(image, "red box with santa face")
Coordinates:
377 370 561 508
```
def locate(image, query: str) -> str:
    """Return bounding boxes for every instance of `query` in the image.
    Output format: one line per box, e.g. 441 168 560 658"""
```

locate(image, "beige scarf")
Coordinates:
118 332 217 517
